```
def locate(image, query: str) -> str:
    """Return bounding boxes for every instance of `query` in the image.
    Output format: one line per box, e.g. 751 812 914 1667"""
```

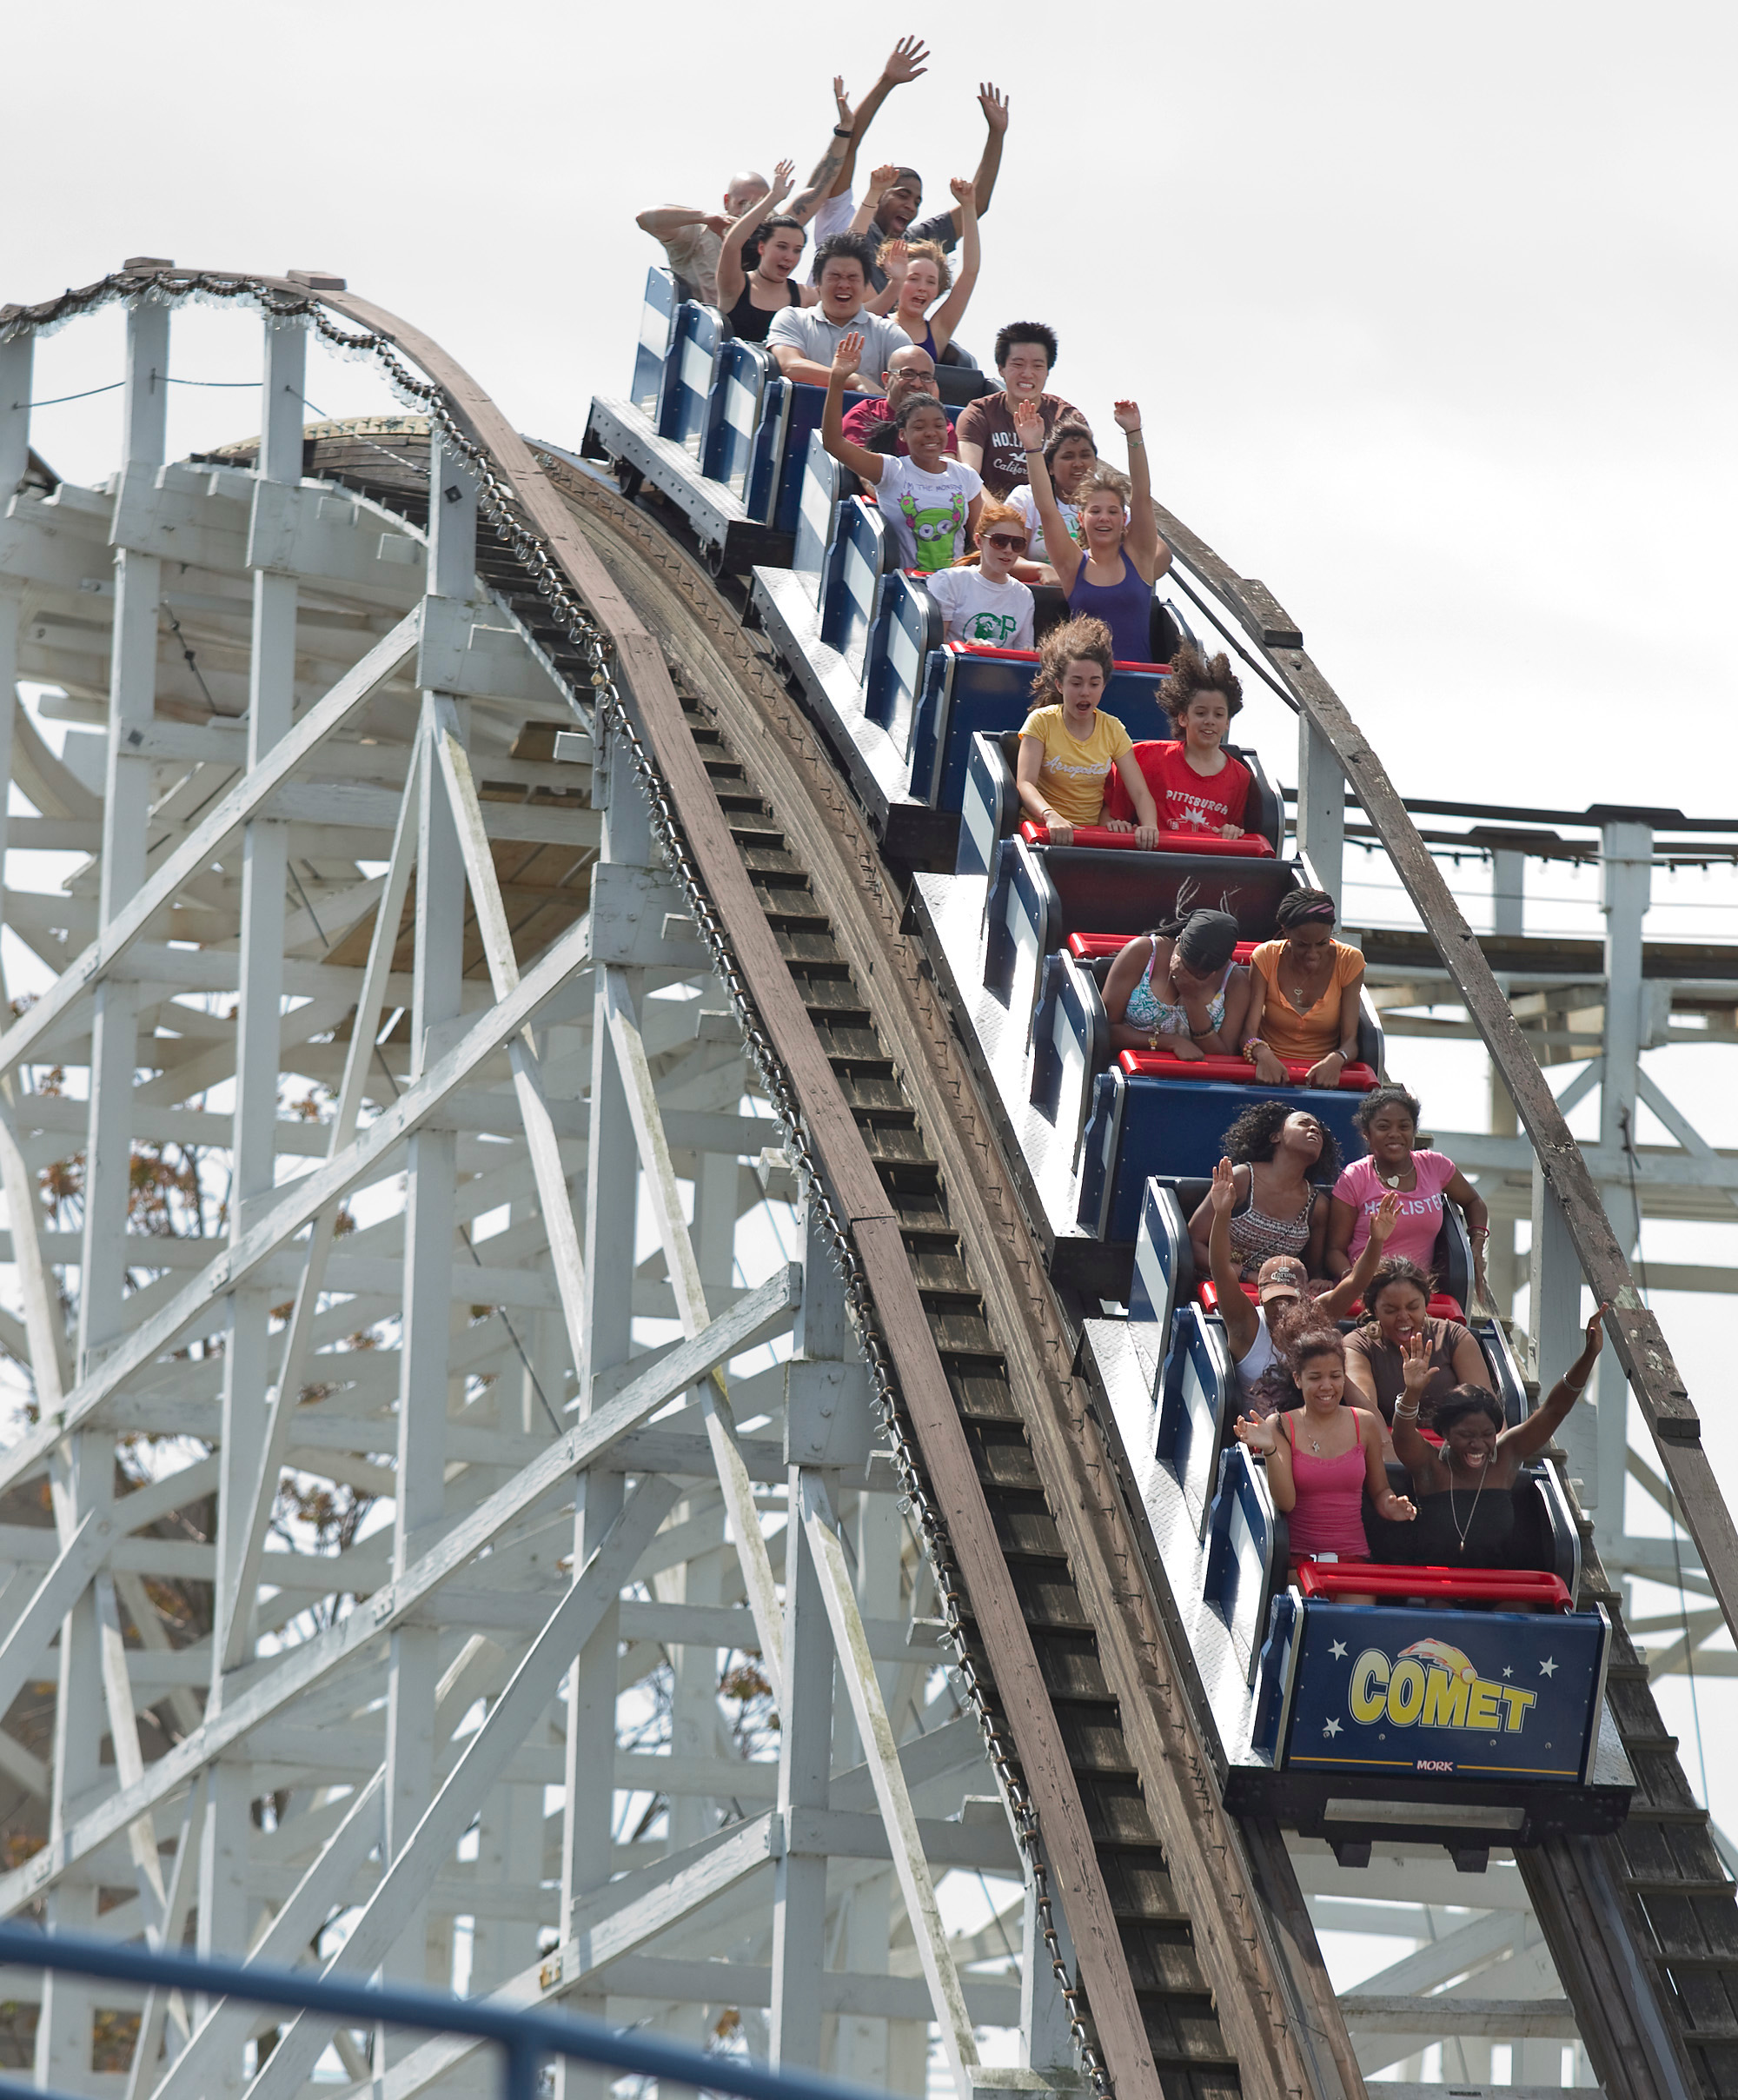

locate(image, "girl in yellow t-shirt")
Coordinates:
1015 616 1159 845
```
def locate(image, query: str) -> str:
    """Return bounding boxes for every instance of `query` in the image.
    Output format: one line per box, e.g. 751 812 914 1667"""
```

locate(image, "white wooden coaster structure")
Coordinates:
0 283 1044 2100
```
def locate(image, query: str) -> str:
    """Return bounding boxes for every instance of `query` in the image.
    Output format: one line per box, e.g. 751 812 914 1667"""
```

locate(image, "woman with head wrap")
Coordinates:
1241 887 1367 1089
1103 903 1250 1059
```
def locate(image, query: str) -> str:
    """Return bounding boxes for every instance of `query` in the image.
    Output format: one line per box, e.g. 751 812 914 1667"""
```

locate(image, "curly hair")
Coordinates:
1159 641 1244 726
1363 1256 1438 1317
1030 615 1114 707
1355 1083 1422 1139
880 235 952 296
1218 1100 1342 1180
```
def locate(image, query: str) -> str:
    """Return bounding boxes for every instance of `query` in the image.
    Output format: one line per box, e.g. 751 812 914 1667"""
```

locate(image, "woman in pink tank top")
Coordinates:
1236 1328 1416 1604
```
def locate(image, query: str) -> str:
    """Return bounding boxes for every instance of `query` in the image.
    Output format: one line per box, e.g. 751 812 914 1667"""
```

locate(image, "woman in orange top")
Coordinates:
1241 889 1365 1089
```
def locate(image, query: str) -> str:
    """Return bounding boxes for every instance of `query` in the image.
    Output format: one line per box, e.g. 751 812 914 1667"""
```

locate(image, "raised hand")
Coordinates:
1209 1155 1239 1217
1112 399 1144 435
949 174 977 209
832 330 866 378
1582 1304 1609 1359
766 159 796 208
1400 1328 1435 1398
1235 1412 1277 1455
834 76 853 128
883 36 930 85
978 81 1010 131
1011 396 1045 451
866 162 900 198
1368 1188 1402 1248
879 237 910 282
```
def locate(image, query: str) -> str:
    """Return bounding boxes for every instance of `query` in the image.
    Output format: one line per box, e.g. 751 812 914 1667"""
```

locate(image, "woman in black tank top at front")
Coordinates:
1390 1310 1607 1570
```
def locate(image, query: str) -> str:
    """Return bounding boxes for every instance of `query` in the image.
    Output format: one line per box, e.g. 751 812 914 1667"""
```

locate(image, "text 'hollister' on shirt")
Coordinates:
955 392 1079 498
1018 704 1132 827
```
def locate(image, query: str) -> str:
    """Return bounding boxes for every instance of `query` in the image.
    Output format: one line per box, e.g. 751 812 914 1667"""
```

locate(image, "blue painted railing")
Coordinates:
0 1922 884 2100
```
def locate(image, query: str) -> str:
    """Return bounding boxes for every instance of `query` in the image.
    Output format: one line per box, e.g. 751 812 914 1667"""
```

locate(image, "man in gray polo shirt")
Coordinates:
766 235 911 397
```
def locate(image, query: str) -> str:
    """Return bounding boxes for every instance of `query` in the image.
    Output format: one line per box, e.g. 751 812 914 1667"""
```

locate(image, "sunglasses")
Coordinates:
984 533 1029 551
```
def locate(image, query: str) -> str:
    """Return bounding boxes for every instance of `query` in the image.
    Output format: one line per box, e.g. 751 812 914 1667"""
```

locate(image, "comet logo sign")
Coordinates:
1349 1640 1538 1734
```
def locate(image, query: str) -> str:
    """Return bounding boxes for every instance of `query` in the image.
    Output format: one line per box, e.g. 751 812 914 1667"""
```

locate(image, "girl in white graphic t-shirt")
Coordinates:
924 501 1035 648
822 329 983 572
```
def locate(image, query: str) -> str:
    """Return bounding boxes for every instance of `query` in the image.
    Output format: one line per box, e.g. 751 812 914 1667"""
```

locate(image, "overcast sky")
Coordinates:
7 0 1734 811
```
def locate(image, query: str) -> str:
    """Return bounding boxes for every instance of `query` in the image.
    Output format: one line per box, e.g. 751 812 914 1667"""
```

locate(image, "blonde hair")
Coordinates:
1074 462 1132 508
879 236 953 298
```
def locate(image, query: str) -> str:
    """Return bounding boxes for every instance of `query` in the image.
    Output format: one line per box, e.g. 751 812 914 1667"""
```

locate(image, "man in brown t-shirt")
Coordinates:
956 321 1078 497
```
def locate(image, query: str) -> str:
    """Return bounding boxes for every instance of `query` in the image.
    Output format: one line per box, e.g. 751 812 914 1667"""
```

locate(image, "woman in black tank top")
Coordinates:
716 172 817 342
1390 1309 1606 1567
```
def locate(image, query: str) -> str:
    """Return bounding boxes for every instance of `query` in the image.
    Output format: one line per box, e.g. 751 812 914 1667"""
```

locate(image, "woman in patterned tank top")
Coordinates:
1188 1099 1341 1282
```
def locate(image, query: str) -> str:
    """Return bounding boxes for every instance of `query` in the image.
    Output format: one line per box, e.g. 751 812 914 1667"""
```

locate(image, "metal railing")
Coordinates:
0 1924 882 2100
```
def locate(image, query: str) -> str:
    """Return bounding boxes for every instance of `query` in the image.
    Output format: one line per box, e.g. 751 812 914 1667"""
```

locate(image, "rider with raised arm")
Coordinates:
1012 395 1171 662
830 81 1011 296
1204 1158 1400 1402
1390 1307 1607 1566
821 330 982 570
807 40 935 241
866 178 982 363
714 163 820 343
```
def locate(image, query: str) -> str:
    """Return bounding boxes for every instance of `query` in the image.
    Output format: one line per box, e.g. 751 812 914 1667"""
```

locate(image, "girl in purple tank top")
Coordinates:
1012 394 1173 661
1236 1328 1416 1602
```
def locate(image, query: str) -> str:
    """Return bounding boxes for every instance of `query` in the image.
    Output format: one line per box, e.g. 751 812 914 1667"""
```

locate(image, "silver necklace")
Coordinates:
1449 1464 1488 1553
1379 1165 1412 1189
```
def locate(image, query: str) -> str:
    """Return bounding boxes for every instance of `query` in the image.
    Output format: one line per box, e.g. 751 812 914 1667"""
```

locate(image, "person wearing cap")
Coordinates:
1203 1157 1401 1409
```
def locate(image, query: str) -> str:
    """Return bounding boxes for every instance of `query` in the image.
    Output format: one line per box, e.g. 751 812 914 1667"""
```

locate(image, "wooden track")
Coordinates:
8 262 1737 2097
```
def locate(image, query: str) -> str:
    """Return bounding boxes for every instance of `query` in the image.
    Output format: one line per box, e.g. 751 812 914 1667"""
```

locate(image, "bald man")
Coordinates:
840 345 959 457
636 171 771 306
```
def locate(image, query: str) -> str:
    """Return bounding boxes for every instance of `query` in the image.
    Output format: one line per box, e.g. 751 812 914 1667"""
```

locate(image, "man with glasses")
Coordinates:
842 344 959 455
923 501 1034 647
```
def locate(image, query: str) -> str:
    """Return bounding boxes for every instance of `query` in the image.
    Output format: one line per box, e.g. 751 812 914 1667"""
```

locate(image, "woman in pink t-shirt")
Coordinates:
1325 1084 1490 1298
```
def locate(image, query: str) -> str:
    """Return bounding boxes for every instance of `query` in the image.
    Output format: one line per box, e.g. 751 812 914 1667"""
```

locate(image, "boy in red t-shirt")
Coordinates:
1151 643 1251 835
